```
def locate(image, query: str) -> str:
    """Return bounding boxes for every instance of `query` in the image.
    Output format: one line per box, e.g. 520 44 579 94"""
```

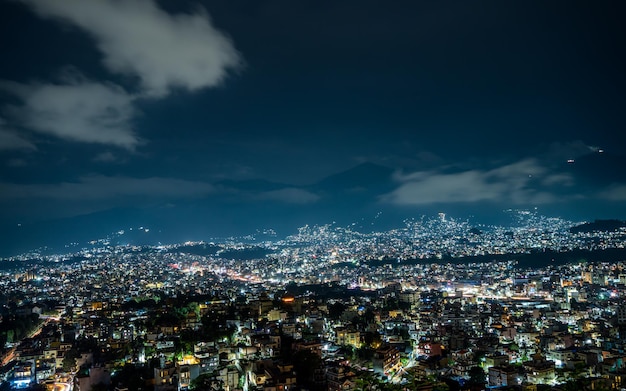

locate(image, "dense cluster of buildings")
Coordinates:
1 212 626 390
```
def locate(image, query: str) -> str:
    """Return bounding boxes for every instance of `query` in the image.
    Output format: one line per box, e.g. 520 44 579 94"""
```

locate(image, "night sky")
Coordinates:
1 1 625 253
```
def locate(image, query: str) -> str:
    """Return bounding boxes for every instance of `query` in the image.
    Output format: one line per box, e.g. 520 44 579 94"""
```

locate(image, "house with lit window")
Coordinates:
373 345 400 375
488 365 520 388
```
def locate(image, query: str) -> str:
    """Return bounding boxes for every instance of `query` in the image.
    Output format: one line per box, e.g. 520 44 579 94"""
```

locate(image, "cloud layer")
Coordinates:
2 79 138 148
0 118 36 151
0 177 324 206
384 159 560 206
0 175 215 200
600 185 626 201
18 0 241 97
1 0 241 150
257 188 321 204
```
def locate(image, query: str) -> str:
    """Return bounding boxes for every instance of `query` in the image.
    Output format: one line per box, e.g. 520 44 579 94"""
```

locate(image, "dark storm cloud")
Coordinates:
17 0 242 97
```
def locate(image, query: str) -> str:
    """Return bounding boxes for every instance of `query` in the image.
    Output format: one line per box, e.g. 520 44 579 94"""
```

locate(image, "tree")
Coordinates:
111 363 149 391
190 373 225 391
200 313 236 342
571 361 588 379
468 366 486 387
354 375 373 391
383 297 400 311
293 349 322 389
180 328 198 355
433 382 450 391
328 302 346 320
90 383 108 391
62 349 80 372
187 302 200 318
363 331 382 348
472 350 486 365
357 346 375 360
341 345 357 360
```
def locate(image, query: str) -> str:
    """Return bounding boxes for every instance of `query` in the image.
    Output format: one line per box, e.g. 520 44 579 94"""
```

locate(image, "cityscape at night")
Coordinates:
2 211 626 390
1 1 626 391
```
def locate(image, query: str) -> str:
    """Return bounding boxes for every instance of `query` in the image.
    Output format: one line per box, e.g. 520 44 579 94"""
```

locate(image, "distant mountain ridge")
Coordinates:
569 219 626 234
0 163 396 256
2 157 626 257
311 162 395 192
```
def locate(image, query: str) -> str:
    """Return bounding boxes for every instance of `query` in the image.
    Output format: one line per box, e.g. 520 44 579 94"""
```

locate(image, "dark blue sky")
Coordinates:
1 0 625 238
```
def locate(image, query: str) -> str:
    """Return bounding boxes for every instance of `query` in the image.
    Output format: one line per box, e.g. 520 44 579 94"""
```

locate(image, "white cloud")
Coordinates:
19 0 241 97
1 1 240 150
0 118 36 151
258 188 320 204
599 185 626 201
0 175 215 200
385 159 556 205
2 79 138 148
541 173 574 187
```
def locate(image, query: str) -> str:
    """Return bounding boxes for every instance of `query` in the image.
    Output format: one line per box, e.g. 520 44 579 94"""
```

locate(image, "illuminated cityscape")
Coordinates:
2 211 626 390
1 1 626 390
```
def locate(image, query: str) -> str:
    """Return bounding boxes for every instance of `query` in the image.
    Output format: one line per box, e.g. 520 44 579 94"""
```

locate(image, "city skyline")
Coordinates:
2 203 626 390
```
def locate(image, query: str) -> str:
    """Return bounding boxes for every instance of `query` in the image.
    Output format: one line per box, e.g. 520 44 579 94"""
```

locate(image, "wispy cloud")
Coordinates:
0 175 215 200
0 118 36 151
93 151 120 163
1 79 138 149
540 140 600 162
383 159 557 205
3 0 241 151
6 158 29 167
599 185 626 201
18 0 242 97
257 188 320 204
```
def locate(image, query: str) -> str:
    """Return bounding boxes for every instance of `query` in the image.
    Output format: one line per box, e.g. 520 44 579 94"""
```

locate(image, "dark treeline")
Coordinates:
166 244 220 256
0 313 41 347
363 247 626 269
